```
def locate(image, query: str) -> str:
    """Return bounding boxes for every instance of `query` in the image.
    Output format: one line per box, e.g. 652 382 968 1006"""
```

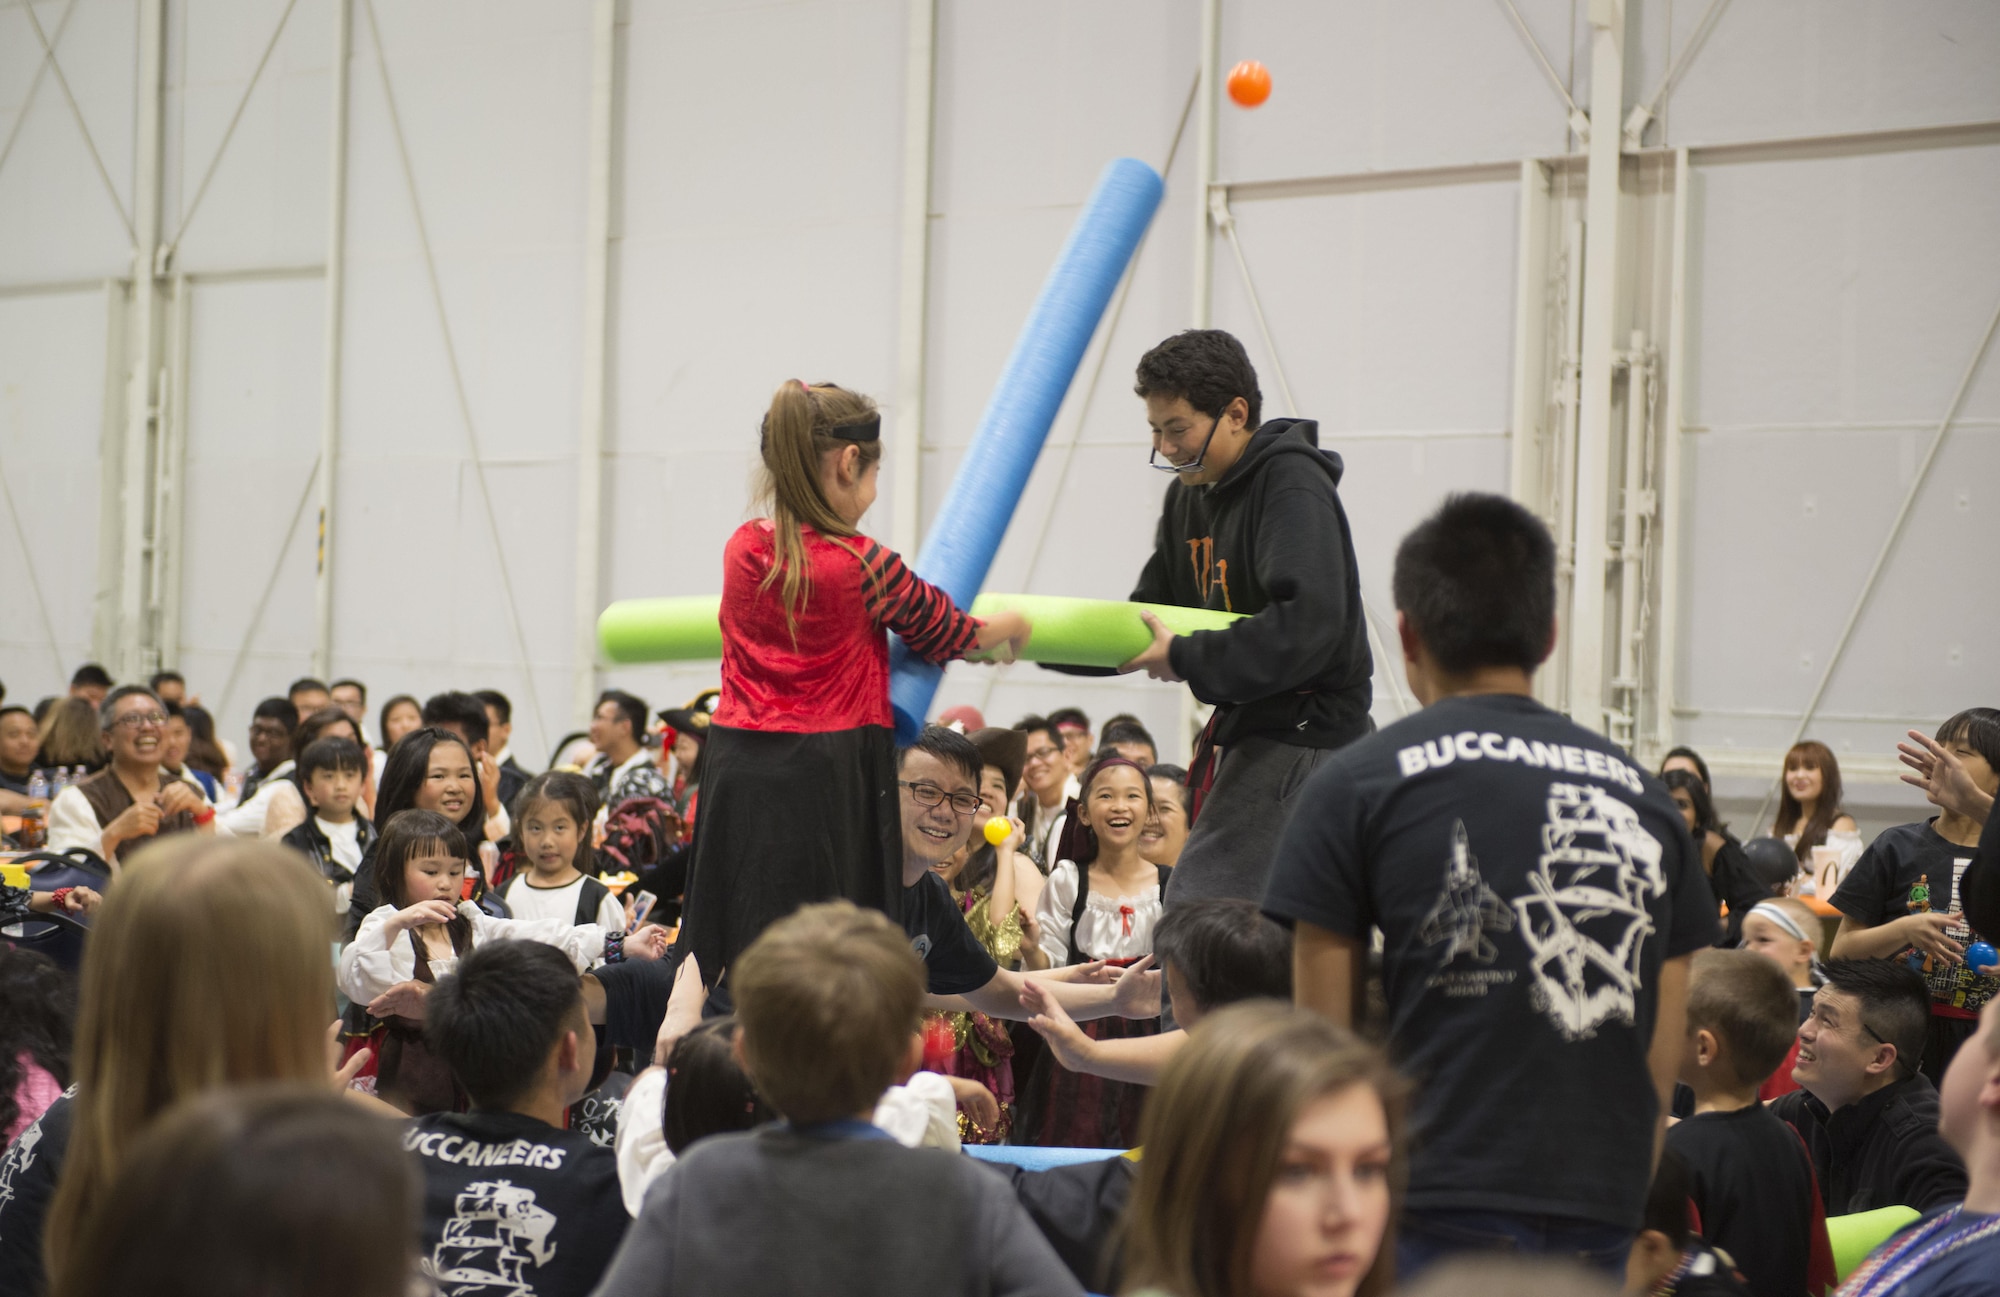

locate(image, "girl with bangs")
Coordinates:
1770 740 1863 889
1015 755 1166 1148
337 809 665 1114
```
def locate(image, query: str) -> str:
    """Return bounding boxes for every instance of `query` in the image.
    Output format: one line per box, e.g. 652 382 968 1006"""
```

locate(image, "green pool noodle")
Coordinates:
597 592 1243 668
1826 1204 1919 1280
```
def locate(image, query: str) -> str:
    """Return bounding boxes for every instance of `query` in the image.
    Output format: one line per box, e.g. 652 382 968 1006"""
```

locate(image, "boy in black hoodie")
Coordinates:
1113 329 1372 908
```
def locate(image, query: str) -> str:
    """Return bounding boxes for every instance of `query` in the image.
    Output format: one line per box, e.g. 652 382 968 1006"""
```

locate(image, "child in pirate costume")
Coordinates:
675 380 1029 987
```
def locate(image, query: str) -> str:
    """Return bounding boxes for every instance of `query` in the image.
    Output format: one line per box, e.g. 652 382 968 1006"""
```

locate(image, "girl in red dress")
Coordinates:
675 380 1028 986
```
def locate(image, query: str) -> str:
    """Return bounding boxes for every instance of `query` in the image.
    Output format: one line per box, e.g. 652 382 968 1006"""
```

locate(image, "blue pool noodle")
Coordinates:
888 157 1165 741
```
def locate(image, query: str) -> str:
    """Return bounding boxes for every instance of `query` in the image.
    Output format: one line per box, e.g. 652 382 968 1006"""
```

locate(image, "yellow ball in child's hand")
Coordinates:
983 817 1012 846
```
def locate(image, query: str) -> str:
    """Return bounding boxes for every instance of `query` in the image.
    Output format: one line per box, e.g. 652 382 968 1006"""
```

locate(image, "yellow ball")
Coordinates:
983 816 1012 846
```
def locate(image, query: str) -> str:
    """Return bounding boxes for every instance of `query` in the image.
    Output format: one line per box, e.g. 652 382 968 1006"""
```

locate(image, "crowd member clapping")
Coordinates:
49 1086 417 1297
0 838 374 1297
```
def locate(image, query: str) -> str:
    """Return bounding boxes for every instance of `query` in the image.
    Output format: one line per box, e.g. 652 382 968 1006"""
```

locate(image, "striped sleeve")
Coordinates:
856 538 982 664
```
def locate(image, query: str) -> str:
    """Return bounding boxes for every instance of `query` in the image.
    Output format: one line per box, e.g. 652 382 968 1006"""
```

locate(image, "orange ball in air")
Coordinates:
1226 60 1272 108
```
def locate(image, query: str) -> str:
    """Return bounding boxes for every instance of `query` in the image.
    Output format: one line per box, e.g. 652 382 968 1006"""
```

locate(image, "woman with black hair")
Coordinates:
341 726 494 941
1664 767 1764 945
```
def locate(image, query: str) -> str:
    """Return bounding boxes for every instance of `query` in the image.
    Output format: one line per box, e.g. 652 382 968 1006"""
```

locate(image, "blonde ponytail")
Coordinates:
754 380 883 632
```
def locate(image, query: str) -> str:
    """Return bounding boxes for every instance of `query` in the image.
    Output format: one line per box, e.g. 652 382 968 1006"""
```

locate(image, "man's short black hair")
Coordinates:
1392 493 1556 676
474 690 512 725
330 677 367 701
288 677 329 699
70 663 113 690
596 690 648 745
423 691 491 747
425 939 586 1110
148 670 184 692
252 696 301 731
1012 714 1055 741
902 725 982 787
1819 959 1931 1082
1153 899 1292 1014
1099 717 1155 750
298 736 368 784
1937 707 2000 774
1133 329 1263 431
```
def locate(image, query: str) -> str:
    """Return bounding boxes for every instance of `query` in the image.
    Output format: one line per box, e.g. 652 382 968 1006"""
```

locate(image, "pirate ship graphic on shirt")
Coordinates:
1512 782 1666 1042
429 1180 558 1297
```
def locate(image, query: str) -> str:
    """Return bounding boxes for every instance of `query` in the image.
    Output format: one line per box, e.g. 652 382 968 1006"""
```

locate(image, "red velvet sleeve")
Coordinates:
855 538 981 665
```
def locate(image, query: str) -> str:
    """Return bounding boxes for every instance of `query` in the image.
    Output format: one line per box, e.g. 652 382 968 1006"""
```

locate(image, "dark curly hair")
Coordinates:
1133 329 1263 431
0 945 75 1138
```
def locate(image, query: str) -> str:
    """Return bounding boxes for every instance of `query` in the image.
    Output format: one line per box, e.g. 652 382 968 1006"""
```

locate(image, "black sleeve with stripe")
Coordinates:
857 539 981 665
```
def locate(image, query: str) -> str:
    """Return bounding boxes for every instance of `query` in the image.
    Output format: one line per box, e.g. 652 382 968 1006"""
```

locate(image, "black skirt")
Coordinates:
674 723 902 982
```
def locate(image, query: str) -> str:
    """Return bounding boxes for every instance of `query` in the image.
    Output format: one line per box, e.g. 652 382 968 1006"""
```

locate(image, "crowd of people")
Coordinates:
0 330 1996 1297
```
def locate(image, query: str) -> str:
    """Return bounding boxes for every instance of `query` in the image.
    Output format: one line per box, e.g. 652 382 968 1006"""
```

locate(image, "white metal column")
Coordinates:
1564 0 1629 733
1650 148 1692 758
113 0 168 683
314 0 352 678
573 0 618 725
1507 159 1552 509
891 0 936 556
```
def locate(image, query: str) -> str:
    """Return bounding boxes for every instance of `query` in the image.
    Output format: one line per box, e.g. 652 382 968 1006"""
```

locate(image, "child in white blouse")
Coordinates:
338 808 666 1092
1027 757 1167 971
1017 757 1166 1147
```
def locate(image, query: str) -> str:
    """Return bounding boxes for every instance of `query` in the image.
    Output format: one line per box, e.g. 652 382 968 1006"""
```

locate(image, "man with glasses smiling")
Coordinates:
1092 329 1373 913
1769 959 1968 1215
899 727 1162 1030
47 685 214 864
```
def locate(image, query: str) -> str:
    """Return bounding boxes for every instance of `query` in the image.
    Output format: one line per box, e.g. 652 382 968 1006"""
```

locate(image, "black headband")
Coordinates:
758 413 881 449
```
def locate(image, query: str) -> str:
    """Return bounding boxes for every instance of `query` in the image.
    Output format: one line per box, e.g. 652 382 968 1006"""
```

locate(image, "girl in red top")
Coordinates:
675 380 1029 982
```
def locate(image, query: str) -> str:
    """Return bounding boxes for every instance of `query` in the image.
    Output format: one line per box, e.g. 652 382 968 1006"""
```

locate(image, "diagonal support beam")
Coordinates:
19 0 134 241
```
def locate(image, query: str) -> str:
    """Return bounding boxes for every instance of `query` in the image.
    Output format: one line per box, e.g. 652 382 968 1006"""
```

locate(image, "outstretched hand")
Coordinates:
1898 730 1996 824
1020 979 1095 1073
1118 612 1181 682
945 1075 1001 1130
326 1020 371 1091
1111 954 1163 1018
655 953 707 1066
368 980 431 1021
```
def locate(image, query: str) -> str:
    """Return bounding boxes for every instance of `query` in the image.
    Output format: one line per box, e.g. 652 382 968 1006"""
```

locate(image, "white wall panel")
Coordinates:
1677 141 2000 771
0 0 137 283
0 289 108 703
176 274 323 733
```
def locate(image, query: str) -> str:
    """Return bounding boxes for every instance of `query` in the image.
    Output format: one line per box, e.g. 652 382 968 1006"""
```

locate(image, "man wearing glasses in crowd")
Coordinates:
47 685 215 865
1077 329 1374 913
896 726 1160 1028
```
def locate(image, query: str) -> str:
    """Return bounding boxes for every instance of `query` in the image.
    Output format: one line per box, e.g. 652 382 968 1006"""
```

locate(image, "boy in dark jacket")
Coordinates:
1112 329 1373 909
1770 959 1969 1215
279 736 376 915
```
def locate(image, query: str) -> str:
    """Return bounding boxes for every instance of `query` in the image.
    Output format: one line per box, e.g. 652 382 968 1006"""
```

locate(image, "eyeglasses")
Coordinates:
1148 416 1220 476
110 711 168 730
1023 745 1062 764
899 781 983 816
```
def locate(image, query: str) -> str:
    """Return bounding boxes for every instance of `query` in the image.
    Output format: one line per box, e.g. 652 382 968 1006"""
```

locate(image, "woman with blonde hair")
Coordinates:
1122 1001 1406 1297
0 836 369 1296
1770 739 1863 889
